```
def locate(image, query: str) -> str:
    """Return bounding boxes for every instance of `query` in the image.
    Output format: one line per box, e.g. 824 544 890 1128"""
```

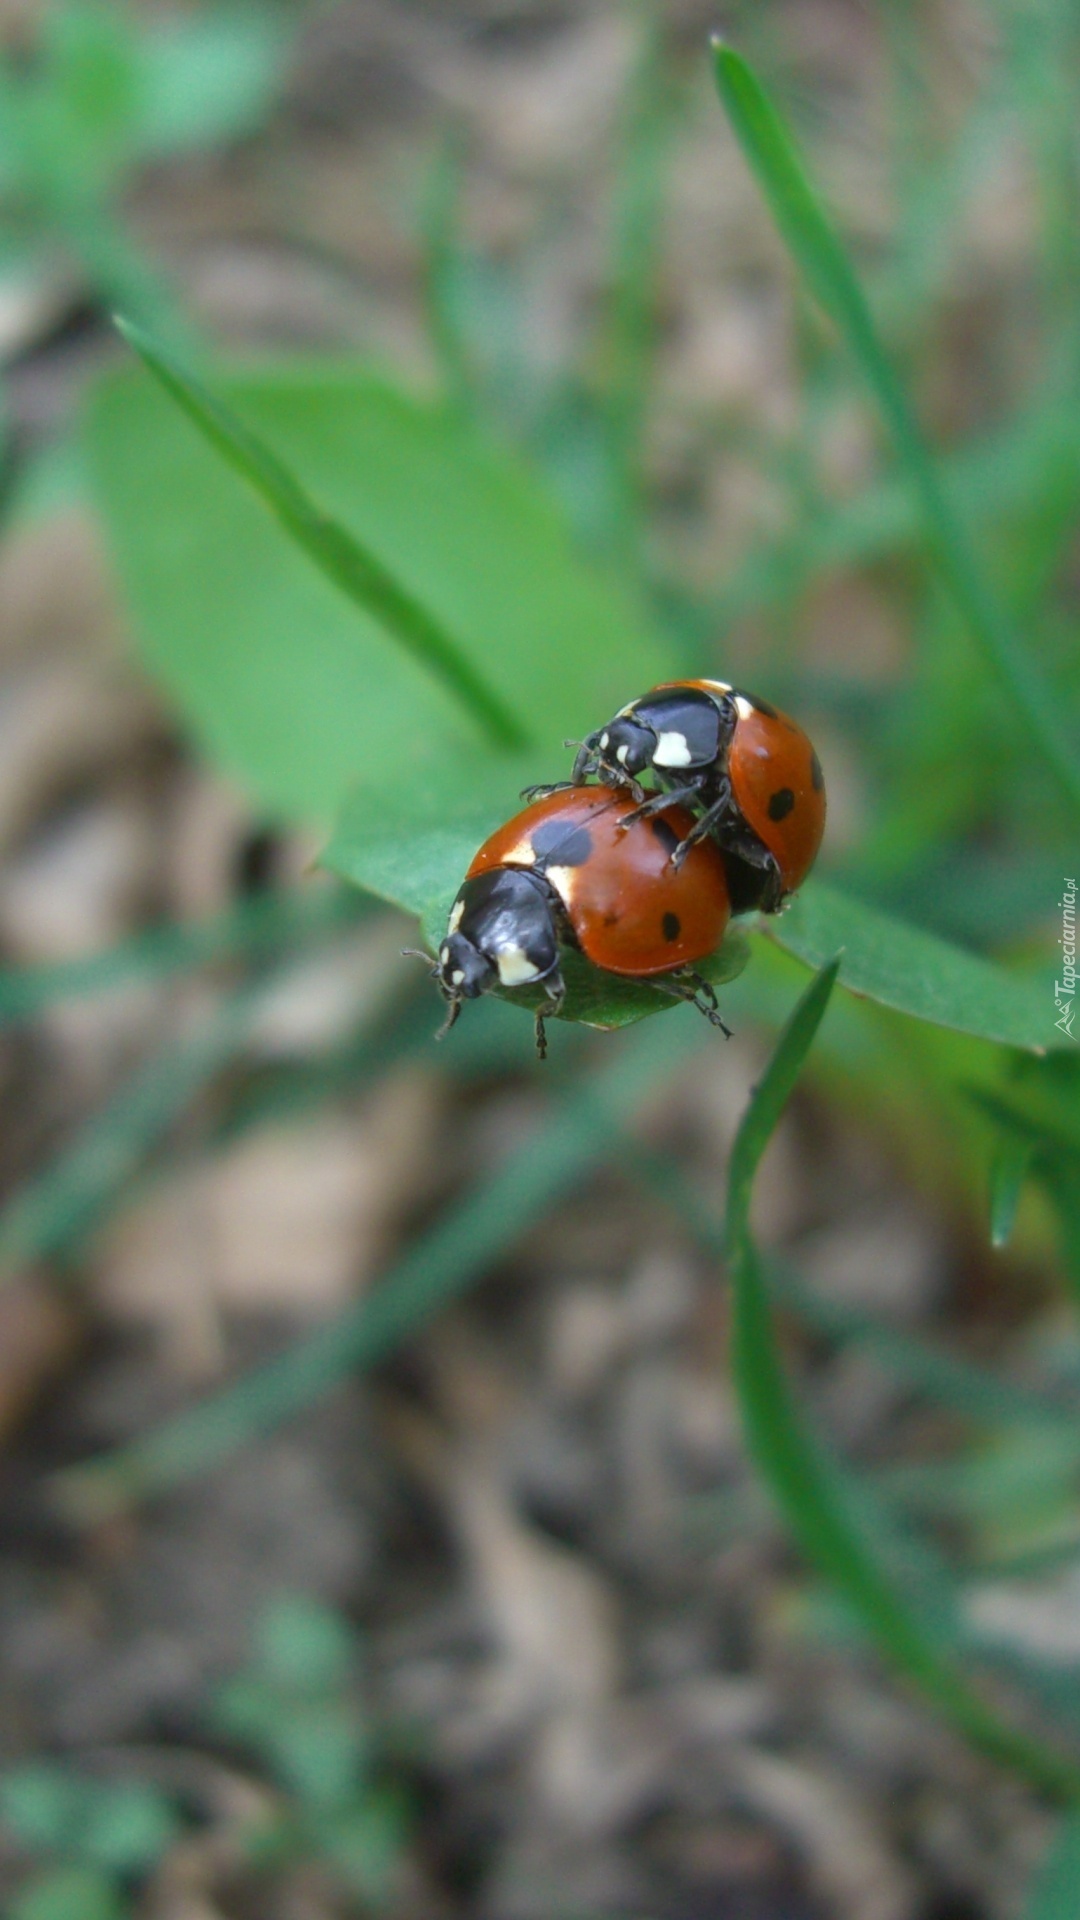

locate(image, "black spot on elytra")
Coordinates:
748 694 777 719
528 820 594 867
767 787 795 822
662 912 681 942
810 749 824 792
650 816 681 856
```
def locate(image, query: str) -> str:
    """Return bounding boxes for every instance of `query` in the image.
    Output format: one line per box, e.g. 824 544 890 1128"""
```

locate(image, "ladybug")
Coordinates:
418 787 733 1056
533 680 825 914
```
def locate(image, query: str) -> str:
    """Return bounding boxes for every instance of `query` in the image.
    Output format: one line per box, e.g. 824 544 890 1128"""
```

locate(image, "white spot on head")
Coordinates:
654 730 693 768
496 946 542 987
600 732 610 749
440 946 451 966
448 899 464 934
451 969 465 986
734 695 755 721
616 742 630 765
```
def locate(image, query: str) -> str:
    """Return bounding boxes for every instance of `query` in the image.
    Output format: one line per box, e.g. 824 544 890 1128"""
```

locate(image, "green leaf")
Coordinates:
763 880 1058 1054
267 1702 367 1813
9 1867 126 1920
1024 1815 1080 1919
727 958 1080 1803
256 1596 354 1696
321 1786 409 1904
323 755 538 923
1 1766 81 1853
136 13 287 158
85 357 664 822
711 40 1080 813
81 1782 178 1874
112 323 527 753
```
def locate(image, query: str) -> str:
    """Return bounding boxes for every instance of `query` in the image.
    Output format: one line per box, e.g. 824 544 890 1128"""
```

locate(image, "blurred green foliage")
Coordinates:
0 1597 405 1918
0 0 1075 1905
0 1 287 346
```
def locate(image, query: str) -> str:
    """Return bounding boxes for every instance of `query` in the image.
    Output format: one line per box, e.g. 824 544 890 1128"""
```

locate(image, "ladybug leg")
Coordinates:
533 970 566 1060
615 783 701 830
520 779 575 802
667 782 731 868
651 969 732 1037
711 814 785 912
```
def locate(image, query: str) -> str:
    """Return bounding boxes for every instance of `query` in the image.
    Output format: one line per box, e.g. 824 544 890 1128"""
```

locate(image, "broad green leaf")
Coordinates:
711 41 1080 813
322 755 539 924
114 323 526 753
763 880 1059 1054
728 959 1080 1803
85 357 664 822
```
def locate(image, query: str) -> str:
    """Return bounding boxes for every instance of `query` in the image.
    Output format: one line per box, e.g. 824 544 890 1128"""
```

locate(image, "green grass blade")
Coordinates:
711 41 1080 812
0 887 361 1025
990 1135 1035 1248
727 958 1080 1803
114 319 527 752
624 1136 1072 1433
602 17 672 557
0 987 259 1286
0 891 365 1280
1023 1816 1080 1919
53 1012 708 1520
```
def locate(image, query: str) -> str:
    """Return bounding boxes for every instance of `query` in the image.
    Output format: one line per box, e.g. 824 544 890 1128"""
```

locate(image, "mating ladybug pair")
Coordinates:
420 679 825 1055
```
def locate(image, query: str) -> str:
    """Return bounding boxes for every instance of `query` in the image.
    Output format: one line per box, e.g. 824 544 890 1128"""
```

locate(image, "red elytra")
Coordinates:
675 681 826 896
467 786 730 977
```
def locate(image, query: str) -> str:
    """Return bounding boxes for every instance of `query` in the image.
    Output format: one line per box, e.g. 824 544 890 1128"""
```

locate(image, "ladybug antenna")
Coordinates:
401 947 437 975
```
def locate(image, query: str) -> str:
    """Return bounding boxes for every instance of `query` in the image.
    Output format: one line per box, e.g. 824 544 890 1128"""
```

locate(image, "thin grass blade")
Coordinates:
53 1011 709 1520
990 1136 1035 1248
727 958 1080 1802
114 319 527 751
711 41 1080 811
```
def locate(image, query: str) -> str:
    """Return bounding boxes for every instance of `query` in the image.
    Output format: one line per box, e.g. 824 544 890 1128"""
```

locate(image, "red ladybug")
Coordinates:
532 679 825 914
423 787 732 1056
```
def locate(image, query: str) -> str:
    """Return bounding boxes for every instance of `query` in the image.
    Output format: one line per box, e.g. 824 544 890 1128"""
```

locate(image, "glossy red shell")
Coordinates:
467 787 730 976
655 679 825 895
726 705 825 893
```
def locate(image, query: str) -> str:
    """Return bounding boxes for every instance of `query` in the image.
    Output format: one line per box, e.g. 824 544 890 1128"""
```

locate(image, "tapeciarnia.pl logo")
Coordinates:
1057 877 1077 1039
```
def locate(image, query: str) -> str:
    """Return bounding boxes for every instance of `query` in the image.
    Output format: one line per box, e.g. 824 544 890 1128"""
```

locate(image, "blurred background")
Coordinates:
0 2 1079 1916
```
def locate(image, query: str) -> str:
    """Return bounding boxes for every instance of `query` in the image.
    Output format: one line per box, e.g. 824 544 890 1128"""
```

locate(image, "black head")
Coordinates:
584 713 658 780
435 928 496 1002
425 868 561 1040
